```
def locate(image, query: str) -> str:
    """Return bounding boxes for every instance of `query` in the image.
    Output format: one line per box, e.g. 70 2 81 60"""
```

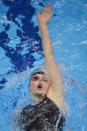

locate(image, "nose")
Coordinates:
38 79 43 84
39 80 42 84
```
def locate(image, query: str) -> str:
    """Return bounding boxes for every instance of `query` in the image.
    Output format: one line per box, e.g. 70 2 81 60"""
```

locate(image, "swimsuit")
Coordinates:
18 97 65 131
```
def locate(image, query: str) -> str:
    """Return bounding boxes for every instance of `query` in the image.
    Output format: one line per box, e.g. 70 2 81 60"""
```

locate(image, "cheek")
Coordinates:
44 82 50 88
30 81 38 91
44 87 49 92
43 83 50 91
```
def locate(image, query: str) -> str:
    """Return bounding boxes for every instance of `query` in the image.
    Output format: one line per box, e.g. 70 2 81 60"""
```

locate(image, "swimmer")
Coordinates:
19 5 65 131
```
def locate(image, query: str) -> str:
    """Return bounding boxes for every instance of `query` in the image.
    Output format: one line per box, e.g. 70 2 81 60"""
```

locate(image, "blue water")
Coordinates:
0 0 87 131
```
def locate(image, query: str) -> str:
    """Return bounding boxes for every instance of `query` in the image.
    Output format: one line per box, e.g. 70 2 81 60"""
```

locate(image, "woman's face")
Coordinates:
30 73 51 97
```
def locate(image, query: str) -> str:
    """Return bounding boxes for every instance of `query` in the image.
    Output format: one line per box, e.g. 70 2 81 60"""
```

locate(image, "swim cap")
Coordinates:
29 67 48 86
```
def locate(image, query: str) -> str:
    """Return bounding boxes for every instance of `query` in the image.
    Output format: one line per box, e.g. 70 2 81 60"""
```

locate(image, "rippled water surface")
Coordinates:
0 0 87 130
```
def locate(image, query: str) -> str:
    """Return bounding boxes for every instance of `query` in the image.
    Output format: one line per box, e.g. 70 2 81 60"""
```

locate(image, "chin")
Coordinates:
36 92 46 98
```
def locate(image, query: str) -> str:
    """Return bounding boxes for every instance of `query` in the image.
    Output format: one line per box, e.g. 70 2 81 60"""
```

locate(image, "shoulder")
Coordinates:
47 88 67 113
21 104 32 115
19 104 32 122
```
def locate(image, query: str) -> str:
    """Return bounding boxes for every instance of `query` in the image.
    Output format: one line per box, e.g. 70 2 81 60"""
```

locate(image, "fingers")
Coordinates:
37 5 52 16
37 5 52 22
37 10 42 20
43 5 52 15
37 10 41 17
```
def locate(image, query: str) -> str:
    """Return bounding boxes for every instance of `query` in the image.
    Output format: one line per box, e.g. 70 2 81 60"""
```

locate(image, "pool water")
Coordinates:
0 0 87 131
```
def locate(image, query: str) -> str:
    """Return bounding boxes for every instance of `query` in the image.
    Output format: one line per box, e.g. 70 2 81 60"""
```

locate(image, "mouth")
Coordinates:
37 85 43 90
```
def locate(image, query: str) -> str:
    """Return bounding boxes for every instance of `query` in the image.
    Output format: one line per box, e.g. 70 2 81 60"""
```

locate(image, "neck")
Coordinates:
32 95 45 104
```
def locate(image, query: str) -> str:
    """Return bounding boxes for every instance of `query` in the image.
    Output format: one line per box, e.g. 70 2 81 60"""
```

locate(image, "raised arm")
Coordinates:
37 6 64 107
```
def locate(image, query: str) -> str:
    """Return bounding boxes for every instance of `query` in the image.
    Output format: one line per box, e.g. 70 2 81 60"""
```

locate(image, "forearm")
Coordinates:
39 23 54 64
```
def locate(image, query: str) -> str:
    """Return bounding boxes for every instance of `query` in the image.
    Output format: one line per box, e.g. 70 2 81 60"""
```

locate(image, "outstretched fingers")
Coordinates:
37 10 41 18
43 5 52 16
37 5 52 24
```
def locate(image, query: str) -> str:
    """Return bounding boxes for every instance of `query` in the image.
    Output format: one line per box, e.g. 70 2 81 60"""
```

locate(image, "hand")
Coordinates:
37 5 52 26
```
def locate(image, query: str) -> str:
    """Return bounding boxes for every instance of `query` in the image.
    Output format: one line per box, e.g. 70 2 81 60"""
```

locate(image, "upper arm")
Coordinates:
46 57 64 107
45 55 64 99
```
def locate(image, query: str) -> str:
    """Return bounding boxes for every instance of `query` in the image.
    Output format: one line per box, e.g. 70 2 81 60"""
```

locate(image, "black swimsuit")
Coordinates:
19 97 65 131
